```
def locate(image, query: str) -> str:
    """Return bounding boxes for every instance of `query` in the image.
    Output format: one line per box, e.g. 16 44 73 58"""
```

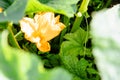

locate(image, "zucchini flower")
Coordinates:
20 12 65 52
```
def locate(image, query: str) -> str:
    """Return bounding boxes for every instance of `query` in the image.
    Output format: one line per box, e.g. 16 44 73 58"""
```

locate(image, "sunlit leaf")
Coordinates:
26 0 79 17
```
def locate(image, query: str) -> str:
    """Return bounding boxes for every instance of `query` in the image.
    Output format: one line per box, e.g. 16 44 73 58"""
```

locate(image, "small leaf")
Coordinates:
64 27 88 45
87 68 99 74
60 27 88 56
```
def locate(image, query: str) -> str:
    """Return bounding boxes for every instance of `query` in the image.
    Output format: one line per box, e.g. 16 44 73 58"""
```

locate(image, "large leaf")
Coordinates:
59 28 98 79
26 0 79 17
0 0 14 9
0 0 27 23
91 4 120 80
0 30 72 80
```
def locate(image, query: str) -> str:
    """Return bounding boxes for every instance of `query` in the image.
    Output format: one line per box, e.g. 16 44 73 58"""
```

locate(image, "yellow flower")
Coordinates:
20 12 65 52
0 7 3 13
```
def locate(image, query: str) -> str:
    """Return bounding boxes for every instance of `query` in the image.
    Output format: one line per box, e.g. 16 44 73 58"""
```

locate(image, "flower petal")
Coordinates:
36 41 50 52
35 12 54 30
20 17 39 42
40 23 65 42
36 12 65 41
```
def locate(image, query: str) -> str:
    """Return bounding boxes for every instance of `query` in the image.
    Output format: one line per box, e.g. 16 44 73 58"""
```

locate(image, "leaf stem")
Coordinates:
83 15 89 57
79 0 90 14
104 0 112 8
71 16 83 32
7 22 21 49
15 30 22 38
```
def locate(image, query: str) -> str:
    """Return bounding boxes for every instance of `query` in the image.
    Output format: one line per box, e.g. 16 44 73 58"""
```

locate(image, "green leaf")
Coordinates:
0 30 72 80
26 0 79 17
0 22 8 29
87 68 99 75
60 27 88 56
0 0 27 23
43 54 61 68
26 0 54 13
45 68 72 80
91 4 120 80
72 76 82 80
0 30 42 80
59 28 92 79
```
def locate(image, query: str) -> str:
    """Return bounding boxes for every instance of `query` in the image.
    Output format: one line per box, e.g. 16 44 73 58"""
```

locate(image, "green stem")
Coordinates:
83 15 89 57
15 30 22 38
71 0 90 33
71 16 83 32
7 22 21 49
79 0 90 14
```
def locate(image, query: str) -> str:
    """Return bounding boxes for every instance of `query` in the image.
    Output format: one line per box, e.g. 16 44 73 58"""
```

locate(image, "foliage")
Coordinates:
0 0 118 80
26 0 79 17
0 30 72 80
60 28 99 80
